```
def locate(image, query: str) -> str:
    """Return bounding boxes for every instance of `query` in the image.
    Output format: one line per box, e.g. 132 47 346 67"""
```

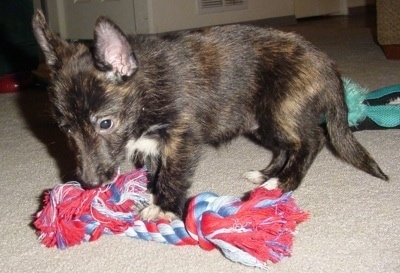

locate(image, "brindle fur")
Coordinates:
32 10 387 218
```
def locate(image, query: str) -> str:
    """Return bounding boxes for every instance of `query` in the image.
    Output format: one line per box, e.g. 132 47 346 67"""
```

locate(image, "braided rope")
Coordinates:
34 168 308 269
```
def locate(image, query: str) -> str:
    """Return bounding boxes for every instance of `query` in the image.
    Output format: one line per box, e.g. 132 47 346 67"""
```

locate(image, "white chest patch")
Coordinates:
126 137 160 158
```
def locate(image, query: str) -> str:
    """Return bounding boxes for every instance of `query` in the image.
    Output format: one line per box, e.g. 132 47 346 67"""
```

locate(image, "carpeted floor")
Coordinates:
0 11 399 273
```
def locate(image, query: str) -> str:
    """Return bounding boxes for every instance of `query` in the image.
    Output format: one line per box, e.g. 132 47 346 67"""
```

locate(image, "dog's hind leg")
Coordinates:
243 148 287 184
273 128 325 191
244 125 325 192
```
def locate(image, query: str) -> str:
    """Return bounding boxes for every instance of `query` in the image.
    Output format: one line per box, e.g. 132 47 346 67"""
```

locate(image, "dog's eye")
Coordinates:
60 124 71 133
99 119 113 130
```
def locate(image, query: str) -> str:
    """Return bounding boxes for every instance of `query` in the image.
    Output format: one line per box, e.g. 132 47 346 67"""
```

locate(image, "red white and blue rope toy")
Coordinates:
34 167 309 269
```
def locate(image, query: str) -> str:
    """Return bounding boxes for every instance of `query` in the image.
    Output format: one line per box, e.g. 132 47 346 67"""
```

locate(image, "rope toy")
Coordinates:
34 168 309 269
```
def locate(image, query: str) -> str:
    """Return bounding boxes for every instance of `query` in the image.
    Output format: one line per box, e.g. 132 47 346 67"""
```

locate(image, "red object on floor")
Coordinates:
34 168 309 269
0 72 33 93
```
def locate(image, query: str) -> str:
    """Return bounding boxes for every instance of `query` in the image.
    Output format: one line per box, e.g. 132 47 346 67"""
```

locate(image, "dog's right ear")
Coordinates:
93 16 137 80
32 10 70 70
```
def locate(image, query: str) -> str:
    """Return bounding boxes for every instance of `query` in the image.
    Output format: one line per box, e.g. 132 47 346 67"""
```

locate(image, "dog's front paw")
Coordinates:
140 204 177 221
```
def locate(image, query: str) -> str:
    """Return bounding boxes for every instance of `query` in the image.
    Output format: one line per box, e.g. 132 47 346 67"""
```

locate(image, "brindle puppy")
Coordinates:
32 10 387 220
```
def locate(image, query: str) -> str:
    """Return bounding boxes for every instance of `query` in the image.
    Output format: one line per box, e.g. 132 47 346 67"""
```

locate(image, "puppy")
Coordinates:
32 10 388 220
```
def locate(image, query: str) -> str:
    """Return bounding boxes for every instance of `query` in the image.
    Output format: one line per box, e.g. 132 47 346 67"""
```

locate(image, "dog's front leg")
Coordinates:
140 136 200 221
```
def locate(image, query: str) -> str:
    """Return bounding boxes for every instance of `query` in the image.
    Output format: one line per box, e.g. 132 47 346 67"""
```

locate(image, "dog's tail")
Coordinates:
325 83 389 181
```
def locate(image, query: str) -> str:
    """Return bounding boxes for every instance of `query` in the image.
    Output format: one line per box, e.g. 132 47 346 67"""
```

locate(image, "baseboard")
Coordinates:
245 15 297 27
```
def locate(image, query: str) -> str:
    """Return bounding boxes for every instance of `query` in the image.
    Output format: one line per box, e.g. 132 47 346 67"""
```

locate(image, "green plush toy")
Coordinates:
343 78 400 131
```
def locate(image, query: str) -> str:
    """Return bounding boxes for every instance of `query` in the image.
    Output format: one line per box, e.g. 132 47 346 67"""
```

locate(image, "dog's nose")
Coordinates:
78 166 118 188
78 169 105 188
80 178 104 189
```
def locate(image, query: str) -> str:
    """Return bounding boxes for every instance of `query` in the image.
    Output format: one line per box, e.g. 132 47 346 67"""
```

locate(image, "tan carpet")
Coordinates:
1 13 399 273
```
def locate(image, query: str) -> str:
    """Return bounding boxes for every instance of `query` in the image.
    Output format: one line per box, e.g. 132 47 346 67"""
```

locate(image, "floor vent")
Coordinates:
197 0 248 14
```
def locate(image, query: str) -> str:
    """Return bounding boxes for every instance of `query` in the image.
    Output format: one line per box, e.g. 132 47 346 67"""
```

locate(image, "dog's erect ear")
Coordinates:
32 10 70 70
93 16 137 78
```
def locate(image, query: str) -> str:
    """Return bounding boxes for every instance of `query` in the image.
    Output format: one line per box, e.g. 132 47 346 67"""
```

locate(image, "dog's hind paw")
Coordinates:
260 177 280 190
242 170 266 184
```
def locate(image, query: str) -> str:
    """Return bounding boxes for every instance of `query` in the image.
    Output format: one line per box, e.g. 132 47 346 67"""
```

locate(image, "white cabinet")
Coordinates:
49 0 295 38
54 0 137 40
42 0 350 39
294 0 348 18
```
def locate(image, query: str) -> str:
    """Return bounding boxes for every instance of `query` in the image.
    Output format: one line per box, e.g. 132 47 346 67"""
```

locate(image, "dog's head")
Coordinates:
32 10 140 187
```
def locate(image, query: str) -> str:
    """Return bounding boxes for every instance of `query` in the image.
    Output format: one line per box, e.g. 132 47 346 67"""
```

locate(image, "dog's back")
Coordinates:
129 25 337 143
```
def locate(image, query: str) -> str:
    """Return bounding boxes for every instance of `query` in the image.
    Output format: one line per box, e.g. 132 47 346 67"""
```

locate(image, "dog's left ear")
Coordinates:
93 16 137 79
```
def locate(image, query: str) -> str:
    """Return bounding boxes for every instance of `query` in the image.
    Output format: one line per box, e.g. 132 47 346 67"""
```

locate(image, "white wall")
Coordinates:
144 0 294 33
